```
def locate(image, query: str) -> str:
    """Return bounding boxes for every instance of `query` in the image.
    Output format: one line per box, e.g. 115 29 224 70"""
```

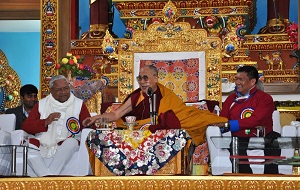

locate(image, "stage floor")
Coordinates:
0 175 299 190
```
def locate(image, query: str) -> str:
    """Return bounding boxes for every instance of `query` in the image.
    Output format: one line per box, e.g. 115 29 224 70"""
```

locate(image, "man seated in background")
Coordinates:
22 75 92 176
5 84 38 130
84 65 228 146
0 84 38 176
220 65 280 174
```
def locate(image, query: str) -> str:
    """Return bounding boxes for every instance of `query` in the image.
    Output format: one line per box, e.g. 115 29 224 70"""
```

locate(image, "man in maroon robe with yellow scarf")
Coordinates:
84 65 227 146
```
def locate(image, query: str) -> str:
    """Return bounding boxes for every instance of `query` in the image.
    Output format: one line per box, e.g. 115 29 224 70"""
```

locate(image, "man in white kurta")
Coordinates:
22 75 91 176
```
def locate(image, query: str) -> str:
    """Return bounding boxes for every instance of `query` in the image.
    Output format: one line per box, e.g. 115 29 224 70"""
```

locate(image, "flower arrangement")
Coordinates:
286 22 300 60
286 22 300 83
286 22 298 51
55 52 95 80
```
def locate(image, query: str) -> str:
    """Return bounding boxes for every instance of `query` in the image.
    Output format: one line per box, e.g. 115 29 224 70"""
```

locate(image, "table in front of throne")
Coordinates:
86 129 192 176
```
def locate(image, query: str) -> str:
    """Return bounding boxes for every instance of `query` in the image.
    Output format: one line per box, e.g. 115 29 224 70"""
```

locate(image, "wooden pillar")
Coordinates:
58 0 71 59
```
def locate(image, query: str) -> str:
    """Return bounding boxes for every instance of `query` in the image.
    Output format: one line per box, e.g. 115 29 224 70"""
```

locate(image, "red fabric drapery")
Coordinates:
71 0 79 39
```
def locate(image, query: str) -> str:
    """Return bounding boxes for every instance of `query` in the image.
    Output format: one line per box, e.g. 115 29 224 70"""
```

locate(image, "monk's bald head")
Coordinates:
138 65 158 93
141 65 158 75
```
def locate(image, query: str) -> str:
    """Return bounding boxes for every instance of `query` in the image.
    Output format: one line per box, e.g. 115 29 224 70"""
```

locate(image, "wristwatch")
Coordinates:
224 122 230 131
220 122 230 133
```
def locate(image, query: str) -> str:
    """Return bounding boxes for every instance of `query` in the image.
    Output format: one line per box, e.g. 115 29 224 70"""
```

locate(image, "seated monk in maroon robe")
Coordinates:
83 65 227 146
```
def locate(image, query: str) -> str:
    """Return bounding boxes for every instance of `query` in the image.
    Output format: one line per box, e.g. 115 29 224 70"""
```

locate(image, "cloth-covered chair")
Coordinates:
11 128 93 176
0 114 16 176
207 110 296 175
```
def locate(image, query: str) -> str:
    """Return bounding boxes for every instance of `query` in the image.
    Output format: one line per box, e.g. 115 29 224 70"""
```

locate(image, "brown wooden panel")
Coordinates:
58 0 71 59
264 83 300 95
0 0 39 10
0 0 40 20
0 10 39 20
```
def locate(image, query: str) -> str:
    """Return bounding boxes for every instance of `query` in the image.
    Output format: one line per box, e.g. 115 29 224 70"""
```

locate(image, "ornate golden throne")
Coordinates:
88 0 223 176
117 1 222 103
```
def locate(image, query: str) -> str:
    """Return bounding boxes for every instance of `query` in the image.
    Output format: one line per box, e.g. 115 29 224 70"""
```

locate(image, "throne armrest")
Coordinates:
10 130 29 145
206 126 232 175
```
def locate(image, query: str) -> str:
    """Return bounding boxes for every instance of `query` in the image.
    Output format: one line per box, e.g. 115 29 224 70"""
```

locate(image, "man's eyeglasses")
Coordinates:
136 74 156 81
52 86 70 93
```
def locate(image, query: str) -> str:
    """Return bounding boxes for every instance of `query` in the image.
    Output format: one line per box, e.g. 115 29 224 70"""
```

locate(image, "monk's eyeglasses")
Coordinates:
136 74 156 81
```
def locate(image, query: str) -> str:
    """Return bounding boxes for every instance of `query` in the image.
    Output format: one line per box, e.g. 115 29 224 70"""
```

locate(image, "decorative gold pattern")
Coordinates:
118 19 222 102
102 30 118 59
85 91 102 114
161 1 179 23
0 50 21 109
81 24 108 39
111 65 119 74
1 176 300 189
113 0 255 31
41 0 296 97
221 16 245 58
259 51 284 70
118 7 250 19
40 0 58 98
104 74 119 86
71 40 104 52
259 18 290 34
243 34 294 50
222 62 257 72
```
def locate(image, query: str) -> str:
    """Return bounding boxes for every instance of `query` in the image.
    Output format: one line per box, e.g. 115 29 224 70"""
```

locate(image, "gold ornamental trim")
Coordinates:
245 43 294 51
264 77 298 83
263 69 299 83
221 61 258 73
71 40 104 49
0 176 300 189
114 0 256 30
222 57 252 63
110 65 119 74
243 34 294 50
71 49 104 56
103 74 119 86
113 0 253 5
118 6 249 19
90 24 108 32
244 34 291 44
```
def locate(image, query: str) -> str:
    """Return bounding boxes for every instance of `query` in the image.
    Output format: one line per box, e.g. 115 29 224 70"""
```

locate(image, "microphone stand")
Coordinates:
147 87 154 125
153 94 157 125
148 94 154 125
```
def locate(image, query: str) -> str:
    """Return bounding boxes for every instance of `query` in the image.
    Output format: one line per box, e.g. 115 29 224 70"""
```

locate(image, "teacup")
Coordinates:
95 117 109 128
125 116 136 123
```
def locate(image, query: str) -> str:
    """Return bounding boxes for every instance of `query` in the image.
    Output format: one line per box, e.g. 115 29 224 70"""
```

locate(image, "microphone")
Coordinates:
147 87 153 124
147 87 153 97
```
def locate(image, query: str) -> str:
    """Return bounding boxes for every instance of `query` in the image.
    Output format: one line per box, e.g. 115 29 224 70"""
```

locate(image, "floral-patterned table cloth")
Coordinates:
86 129 190 176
